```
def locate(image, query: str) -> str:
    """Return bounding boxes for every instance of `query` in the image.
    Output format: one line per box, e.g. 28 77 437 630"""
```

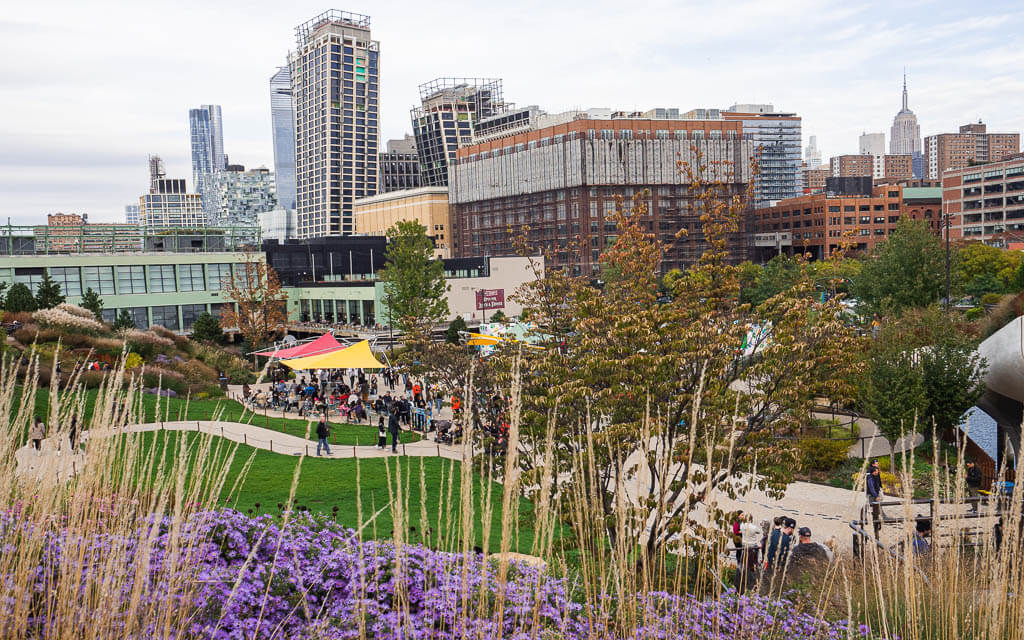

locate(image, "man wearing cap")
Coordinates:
787 526 831 569
911 519 931 555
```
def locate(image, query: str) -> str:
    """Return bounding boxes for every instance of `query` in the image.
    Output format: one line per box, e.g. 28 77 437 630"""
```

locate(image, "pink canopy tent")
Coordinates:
254 333 344 359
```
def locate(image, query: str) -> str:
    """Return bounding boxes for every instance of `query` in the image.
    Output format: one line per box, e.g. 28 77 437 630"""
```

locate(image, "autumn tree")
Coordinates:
378 220 449 336
219 255 288 350
506 151 863 562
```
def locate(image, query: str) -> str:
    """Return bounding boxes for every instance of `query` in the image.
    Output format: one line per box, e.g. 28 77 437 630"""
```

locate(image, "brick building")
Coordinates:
925 122 1020 180
941 156 1024 246
449 117 753 275
883 154 913 181
830 154 913 181
830 155 874 178
751 184 941 261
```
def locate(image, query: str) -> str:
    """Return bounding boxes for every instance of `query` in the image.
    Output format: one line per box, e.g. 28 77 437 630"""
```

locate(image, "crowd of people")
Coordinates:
730 511 837 592
241 367 462 455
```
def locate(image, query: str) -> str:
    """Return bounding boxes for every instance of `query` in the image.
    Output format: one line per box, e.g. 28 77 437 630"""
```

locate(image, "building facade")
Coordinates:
411 78 505 187
379 135 421 193
925 122 1020 180
942 156 1024 246
450 117 753 275
890 75 921 156
750 185 941 261
125 205 140 225
353 186 450 258
0 239 255 332
189 105 225 215
722 105 802 209
269 66 297 210
258 208 297 242
830 154 874 178
803 166 829 193
139 179 205 229
290 10 379 238
206 166 277 227
883 155 914 182
805 135 823 168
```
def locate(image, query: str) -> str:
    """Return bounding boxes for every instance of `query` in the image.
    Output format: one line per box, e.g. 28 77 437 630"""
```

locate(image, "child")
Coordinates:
377 416 387 450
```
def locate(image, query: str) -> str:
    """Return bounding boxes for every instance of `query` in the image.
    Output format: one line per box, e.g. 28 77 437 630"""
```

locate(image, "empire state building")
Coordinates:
890 74 921 155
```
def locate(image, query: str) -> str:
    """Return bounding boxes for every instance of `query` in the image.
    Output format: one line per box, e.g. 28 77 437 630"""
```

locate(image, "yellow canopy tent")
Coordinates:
465 332 544 349
280 339 386 370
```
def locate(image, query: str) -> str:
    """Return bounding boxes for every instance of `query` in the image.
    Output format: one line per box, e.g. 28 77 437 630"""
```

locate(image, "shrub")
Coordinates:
175 358 218 384
796 437 849 472
5 283 37 312
965 306 984 320
149 324 189 348
80 371 105 389
55 302 97 320
203 384 226 398
141 367 188 394
33 307 105 332
191 312 224 344
3 311 33 325
12 324 41 344
125 352 143 369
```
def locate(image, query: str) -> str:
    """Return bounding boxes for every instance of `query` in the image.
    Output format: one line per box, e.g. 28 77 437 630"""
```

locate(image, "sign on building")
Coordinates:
475 288 505 310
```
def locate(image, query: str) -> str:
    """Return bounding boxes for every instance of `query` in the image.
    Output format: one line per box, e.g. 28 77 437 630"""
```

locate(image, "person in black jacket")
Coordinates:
316 417 331 456
388 409 401 454
867 466 885 520
966 461 983 513
764 516 785 570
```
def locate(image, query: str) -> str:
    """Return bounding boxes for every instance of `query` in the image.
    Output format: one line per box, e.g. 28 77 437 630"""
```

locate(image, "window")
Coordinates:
181 304 207 331
117 266 146 294
178 264 205 292
207 264 232 291
14 268 44 293
149 265 176 293
121 307 149 329
83 266 115 295
100 309 116 324
151 305 179 331
48 267 81 297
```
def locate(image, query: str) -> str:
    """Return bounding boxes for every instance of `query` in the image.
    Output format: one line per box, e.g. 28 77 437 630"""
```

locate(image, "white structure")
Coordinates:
258 208 297 242
124 204 140 225
860 132 886 178
805 135 822 168
445 256 542 322
139 179 204 229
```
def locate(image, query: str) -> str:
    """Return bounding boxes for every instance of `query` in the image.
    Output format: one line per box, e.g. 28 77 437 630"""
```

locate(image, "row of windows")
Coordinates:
12 263 236 297
99 303 230 331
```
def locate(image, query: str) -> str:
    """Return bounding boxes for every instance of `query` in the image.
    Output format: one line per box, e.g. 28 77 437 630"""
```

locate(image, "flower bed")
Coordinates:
3 509 866 639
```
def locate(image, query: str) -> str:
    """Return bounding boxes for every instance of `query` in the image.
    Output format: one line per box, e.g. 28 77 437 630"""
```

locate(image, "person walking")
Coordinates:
966 461 983 513
29 416 45 452
316 416 331 457
388 408 401 454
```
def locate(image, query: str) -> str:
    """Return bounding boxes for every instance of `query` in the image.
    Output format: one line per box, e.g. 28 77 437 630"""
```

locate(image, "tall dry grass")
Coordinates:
2 347 1024 639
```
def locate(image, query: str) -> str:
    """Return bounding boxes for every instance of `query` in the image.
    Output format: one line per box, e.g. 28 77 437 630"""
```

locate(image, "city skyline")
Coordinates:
2 0 1024 222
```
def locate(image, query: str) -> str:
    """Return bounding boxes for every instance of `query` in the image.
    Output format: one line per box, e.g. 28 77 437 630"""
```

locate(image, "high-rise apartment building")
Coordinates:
139 179 205 229
189 105 226 215
890 75 921 156
290 10 379 238
269 66 297 210
925 121 1020 180
450 117 753 275
379 135 421 193
722 105 802 209
942 157 1024 246
411 78 506 187
206 166 277 227
830 154 875 178
859 132 886 178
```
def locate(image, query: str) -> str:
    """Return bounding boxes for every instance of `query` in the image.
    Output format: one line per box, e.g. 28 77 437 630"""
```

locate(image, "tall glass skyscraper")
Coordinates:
269 66 297 210
189 105 225 215
290 10 379 238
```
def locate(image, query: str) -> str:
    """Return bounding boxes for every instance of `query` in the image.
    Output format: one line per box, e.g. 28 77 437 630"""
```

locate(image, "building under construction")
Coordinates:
450 114 754 275
410 78 506 187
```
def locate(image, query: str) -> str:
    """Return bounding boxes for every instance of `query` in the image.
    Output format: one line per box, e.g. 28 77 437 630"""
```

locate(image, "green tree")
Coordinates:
378 220 449 335
79 287 104 321
920 338 987 435
445 315 467 344
957 241 1020 293
860 346 928 443
34 272 65 309
742 254 802 307
489 310 507 323
5 283 37 313
0 282 8 310
853 218 946 315
191 311 224 343
114 309 135 331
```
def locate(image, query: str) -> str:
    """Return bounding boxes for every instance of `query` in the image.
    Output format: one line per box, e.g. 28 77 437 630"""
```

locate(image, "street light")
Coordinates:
944 199 951 310
385 293 394 357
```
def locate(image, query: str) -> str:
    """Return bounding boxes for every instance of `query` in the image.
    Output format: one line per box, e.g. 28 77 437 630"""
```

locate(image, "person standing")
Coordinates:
966 461 983 514
68 414 78 452
911 519 932 555
867 466 885 520
776 519 796 569
377 416 387 450
316 416 331 457
29 416 45 452
388 409 401 454
787 527 831 572
737 515 763 593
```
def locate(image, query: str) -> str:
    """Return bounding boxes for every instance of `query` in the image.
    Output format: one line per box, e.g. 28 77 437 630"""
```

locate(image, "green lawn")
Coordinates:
131 430 542 554
30 387 420 446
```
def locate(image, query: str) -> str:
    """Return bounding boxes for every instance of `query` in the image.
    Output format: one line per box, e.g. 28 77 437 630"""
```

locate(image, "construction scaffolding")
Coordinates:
295 10 371 47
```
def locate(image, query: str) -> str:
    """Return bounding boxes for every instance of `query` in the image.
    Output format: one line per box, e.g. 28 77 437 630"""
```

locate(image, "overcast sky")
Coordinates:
2 0 1023 223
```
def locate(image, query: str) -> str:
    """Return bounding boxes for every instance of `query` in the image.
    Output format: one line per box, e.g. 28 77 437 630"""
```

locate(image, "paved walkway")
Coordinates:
808 411 924 459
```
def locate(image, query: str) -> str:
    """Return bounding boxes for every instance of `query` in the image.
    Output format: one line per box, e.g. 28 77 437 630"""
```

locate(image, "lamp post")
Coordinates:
944 199 951 310
385 294 393 357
